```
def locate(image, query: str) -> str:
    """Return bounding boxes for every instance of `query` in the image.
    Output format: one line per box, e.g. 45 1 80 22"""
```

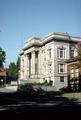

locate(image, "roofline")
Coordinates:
42 33 81 44
20 32 81 52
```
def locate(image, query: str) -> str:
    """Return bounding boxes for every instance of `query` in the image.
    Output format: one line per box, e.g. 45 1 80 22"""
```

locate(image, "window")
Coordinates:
48 49 51 59
70 46 75 58
44 51 46 61
70 73 74 78
70 50 74 58
60 76 64 82
70 69 74 73
75 72 79 77
58 64 65 73
75 69 79 73
58 47 65 59
70 67 79 78
48 64 52 74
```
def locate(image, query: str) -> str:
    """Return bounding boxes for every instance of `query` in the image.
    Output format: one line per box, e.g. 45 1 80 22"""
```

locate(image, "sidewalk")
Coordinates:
0 85 17 93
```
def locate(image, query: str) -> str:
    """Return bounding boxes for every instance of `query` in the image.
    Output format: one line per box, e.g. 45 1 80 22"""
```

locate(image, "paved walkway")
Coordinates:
0 85 17 93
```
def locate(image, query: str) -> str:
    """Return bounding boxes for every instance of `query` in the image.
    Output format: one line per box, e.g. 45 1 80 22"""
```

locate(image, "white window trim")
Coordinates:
48 48 51 60
58 64 66 73
58 47 66 59
60 76 64 82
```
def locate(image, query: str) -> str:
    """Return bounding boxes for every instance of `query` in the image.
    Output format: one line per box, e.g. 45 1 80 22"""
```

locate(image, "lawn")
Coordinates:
62 92 81 101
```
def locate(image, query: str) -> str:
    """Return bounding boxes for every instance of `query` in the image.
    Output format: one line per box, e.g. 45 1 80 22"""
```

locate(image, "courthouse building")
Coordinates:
19 32 81 90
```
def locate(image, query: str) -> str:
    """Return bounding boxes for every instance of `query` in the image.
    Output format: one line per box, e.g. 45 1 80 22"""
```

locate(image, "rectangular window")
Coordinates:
70 46 75 58
70 73 74 79
58 48 65 59
70 50 74 58
60 76 64 82
75 72 79 77
70 69 74 73
75 69 79 73
48 49 51 59
58 64 65 73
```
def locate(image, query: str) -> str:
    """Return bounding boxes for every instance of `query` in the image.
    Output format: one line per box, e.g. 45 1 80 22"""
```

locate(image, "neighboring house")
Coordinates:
67 43 81 91
67 59 81 91
19 32 81 90
0 71 6 86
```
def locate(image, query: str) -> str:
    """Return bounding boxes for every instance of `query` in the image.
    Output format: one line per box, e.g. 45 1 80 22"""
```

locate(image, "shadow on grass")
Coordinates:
0 90 81 104
0 91 81 119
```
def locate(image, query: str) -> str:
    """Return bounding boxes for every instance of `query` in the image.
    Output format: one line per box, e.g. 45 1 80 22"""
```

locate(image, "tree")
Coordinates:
7 62 16 77
0 47 6 71
7 57 20 77
15 56 20 73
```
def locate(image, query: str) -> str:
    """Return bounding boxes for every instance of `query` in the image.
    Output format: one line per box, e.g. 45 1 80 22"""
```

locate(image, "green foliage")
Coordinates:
75 62 81 69
32 81 53 86
0 47 6 70
75 47 81 68
16 57 20 72
7 56 20 77
7 62 16 77
32 82 45 86
49 80 53 86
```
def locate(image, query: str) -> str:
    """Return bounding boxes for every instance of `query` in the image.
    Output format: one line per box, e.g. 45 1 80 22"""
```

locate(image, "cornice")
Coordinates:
21 32 81 51
19 49 24 55
23 37 42 50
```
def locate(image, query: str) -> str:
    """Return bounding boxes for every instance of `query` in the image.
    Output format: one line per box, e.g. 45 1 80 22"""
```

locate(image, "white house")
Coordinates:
19 32 81 90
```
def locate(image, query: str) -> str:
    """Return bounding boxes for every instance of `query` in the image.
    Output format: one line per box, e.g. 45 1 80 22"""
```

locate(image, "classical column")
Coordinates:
20 56 24 79
24 54 28 79
26 54 29 77
31 51 35 75
38 50 42 75
27 53 31 77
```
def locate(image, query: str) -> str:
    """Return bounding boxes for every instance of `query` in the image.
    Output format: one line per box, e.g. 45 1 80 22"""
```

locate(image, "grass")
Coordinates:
62 92 81 101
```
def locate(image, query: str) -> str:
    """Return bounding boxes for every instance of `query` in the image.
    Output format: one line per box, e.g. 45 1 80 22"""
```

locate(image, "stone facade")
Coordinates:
19 32 81 90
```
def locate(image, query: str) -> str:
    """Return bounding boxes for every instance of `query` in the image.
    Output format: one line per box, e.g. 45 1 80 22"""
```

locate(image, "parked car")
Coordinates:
17 83 45 95
59 86 70 92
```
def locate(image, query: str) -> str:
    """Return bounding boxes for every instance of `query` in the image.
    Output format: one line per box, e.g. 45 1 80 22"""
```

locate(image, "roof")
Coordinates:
20 32 81 52
0 71 6 76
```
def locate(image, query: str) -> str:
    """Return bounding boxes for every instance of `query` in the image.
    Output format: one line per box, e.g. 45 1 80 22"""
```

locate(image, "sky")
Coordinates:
0 0 81 66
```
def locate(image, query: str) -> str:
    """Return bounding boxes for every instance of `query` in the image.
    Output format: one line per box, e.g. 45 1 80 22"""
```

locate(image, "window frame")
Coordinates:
48 48 51 59
58 47 66 59
60 76 64 82
58 64 65 73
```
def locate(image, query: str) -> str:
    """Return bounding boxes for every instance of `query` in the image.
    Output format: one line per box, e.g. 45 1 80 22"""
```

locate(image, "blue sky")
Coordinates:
0 0 81 66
